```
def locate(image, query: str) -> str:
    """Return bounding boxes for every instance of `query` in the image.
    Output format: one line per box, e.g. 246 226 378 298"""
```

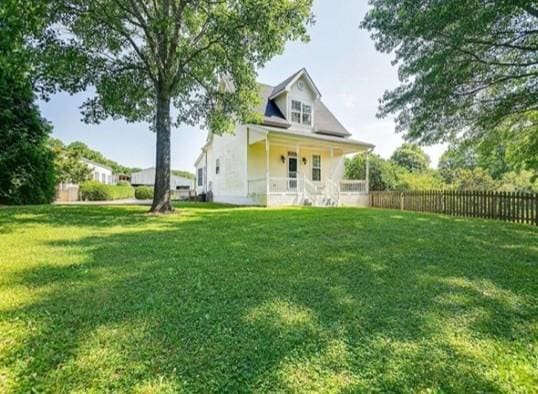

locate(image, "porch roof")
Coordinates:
248 124 375 152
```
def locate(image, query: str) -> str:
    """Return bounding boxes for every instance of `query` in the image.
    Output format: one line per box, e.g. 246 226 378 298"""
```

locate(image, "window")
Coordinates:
312 155 321 181
290 100 312 126
197 168 203 186
291 100 302 123
101 173 106 183
302 104 312 126
216 158 220 175
94 172 99 181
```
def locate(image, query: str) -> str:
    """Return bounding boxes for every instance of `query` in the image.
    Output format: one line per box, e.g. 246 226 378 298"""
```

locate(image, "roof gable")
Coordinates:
269 68 321 101
254 69 352 137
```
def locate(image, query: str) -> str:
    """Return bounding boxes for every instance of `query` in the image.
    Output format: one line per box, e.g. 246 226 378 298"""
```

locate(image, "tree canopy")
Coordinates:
361 1 538 170
35 0 314 212
0 0 57 205
0 73 57 205
390 143 430 172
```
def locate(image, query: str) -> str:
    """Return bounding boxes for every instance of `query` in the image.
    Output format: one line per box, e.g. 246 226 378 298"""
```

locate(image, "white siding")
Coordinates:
287 76 316 131
84 161 113 185
205 124 247 199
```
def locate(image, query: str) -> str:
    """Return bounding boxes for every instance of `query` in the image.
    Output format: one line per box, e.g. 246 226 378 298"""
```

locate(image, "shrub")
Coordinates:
394 170 446 191
117 180 130 186
135 186 154 200
80 181 134 201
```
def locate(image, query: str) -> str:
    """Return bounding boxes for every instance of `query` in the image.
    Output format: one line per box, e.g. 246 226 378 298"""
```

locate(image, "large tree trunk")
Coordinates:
150 89 173 213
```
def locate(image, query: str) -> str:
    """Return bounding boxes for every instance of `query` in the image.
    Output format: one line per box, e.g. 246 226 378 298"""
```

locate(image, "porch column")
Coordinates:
365 151 370 193
265 136 270 196
296 144 302 194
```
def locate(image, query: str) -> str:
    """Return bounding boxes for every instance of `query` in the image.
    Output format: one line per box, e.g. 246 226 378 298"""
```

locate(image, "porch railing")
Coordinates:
268 177 305 194
251 177 368 196
340 180 367 193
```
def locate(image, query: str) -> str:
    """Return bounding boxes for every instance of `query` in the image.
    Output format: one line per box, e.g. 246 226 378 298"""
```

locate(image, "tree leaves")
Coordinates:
362 0 538 162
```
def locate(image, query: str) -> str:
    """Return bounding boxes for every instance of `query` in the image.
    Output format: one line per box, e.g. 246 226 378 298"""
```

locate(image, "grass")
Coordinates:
0 203 537 393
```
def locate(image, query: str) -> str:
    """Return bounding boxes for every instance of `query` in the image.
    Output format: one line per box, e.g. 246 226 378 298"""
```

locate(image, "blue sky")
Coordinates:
39 0 446 173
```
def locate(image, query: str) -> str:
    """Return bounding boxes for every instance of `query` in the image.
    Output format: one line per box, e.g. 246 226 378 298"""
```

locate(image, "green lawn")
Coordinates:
0 203 537 393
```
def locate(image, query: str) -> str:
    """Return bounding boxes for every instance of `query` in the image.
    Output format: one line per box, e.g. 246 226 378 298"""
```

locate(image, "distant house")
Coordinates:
131 167 193 190
80 158 115 185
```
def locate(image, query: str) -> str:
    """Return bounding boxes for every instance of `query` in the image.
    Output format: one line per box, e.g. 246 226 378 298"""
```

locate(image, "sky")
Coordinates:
39 0 446 173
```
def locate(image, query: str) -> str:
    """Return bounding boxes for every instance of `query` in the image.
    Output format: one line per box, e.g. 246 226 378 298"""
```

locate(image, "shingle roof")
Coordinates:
256 84 291 128
269 69 304 99
255 70 352 137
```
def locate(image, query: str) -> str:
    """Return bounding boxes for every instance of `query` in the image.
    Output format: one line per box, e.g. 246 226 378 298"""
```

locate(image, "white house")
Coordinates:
131 167 193 190
81 158 114 185
194 68 373 207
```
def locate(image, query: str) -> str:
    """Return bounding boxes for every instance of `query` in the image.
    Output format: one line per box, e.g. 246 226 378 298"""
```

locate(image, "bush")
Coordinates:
394 170 446 191
135 186 154 200
80 181 134 201
117 180 131 186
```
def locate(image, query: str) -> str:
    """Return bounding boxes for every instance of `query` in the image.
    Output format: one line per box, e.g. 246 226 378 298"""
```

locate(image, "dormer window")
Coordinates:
291 100 312 126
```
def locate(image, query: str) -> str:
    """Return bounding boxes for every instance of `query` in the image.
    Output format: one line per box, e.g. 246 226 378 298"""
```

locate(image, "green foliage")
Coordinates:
394 170 445 191
450 168 497 191
361 1 538 166
477 118 537 178
497 171 538 193
80 181 134 201
1 204 537 392
0 0 56 205
345 154 400 191
66 141 132 175
438 144 478 184
134 186 154 200
0 72 56 205
49 138 92 184
390 144 430 172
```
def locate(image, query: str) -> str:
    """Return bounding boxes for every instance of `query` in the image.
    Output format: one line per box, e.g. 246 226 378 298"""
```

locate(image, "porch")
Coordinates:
246 126 370 207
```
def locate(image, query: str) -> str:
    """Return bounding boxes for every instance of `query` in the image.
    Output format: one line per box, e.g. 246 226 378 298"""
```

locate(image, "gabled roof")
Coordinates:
269 68 321 100
80 158 113 171
255 69 352 137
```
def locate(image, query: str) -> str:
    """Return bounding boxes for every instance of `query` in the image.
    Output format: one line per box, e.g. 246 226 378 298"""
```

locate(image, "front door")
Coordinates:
288 153 298 191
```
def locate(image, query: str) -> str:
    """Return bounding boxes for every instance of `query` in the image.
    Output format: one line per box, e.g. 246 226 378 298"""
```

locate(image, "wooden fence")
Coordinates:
370 190 538 225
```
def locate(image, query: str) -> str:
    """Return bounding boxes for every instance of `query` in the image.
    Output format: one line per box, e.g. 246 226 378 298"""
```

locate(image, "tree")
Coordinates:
497 171 538 193
65 141 132 175
361 1 538 166
438 144 477 183
0 0 56 205
49 139 92 184
0 74 57 205
345 153 401 191
390 143 430 173
37 0 314 212
451 168 496 191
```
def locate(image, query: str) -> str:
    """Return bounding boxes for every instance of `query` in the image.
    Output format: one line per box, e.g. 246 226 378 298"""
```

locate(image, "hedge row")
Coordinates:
134 186 154 200
80 181 134 201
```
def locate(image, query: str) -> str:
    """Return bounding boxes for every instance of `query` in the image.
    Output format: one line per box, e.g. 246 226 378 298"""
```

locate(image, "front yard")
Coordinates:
0 203 536 392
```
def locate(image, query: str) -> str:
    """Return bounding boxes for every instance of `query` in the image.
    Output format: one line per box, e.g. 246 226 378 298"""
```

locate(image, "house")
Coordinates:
81 158 115 185
131 167 193 190
194 68 373 207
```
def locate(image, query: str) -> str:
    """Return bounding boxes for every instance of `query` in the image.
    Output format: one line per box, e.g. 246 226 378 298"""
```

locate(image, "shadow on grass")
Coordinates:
1 206 537 392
